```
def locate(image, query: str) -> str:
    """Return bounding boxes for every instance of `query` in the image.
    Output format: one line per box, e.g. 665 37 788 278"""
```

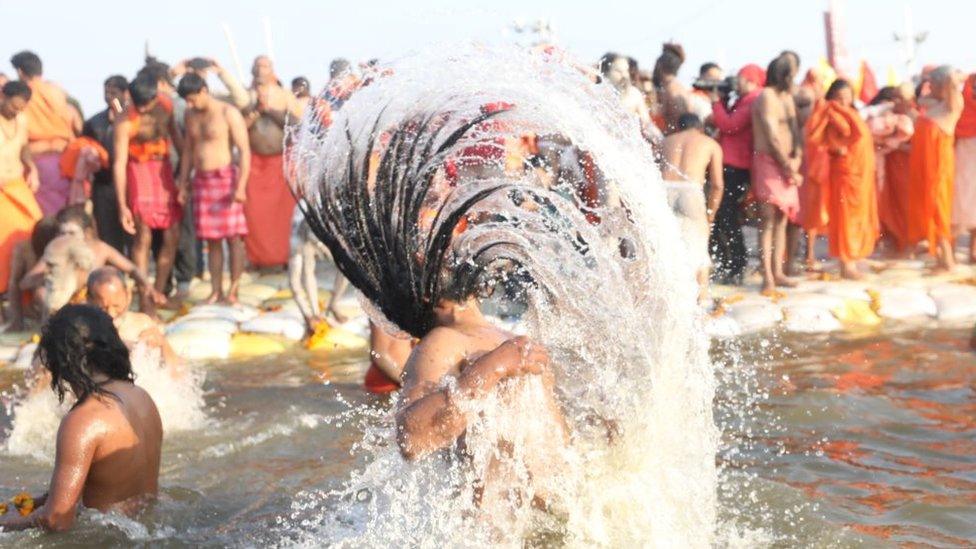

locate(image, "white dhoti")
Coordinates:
665 181 711 271
953 136 976 232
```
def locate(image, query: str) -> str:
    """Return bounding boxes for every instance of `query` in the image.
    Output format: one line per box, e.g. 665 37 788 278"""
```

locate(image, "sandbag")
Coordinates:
181 304 259 324
14 343 38 370
724 301 783 334
230 333 291 357
241 312 307 341
306 324 369 352
817 282 871 302
167 329 232 361
872 287 937 320
929 284 976 321
237 283 279 302
776 292 847 311
782 306 843 333
0 345 20 364
166 317 238 336
831 299 882 327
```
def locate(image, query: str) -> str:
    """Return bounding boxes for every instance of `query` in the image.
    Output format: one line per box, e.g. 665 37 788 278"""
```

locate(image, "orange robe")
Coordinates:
906 116 954 254
0 179 43 293
23 80 74 145
800 100 831 233
878 149 913 251
244 153 296 267
806 101 878 262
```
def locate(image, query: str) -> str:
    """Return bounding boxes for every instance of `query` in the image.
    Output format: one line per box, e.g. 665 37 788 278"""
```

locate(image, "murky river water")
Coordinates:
1 327 973 546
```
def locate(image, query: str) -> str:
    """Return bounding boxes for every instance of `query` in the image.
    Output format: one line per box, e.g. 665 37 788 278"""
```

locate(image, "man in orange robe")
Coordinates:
806 79 878 279
10 51 79 216
796 69 829 268
953 73 976 263
874 84 917 255
0 82 42 305
907 66 964 272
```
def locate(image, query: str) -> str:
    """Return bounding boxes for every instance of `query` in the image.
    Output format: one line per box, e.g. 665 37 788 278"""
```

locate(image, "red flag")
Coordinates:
859 60 879 104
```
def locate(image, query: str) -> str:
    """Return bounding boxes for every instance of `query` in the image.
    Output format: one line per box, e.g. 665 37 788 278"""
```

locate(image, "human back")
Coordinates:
66 379 162 511
661 119 718 184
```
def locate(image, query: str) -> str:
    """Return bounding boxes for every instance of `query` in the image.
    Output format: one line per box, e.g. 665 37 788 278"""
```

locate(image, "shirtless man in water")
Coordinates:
87 267 183 373
0 305 161 532
397 295 568 508
661 113 723 299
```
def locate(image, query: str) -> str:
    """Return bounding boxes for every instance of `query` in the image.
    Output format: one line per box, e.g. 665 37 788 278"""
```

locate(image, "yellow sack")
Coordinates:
831 299 882 328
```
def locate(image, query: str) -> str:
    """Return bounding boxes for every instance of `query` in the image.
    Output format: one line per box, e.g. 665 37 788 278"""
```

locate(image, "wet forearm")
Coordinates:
397 361 502 459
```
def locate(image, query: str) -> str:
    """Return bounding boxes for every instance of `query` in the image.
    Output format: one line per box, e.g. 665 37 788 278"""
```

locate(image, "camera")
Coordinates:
692 75 736 95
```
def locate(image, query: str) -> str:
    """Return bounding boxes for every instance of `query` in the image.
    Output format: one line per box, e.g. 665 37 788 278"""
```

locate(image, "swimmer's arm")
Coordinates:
0 412 99 532
396 335 545 460
369 328 408 383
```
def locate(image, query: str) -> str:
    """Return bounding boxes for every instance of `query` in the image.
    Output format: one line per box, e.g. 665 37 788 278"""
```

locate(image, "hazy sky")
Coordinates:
0 0 971 116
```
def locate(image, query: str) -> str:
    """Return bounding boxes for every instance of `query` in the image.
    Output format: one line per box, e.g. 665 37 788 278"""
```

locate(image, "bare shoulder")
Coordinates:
59 398 112 440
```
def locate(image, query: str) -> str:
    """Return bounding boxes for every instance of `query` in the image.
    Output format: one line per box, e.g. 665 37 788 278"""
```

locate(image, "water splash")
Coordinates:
283 44 718 546
2 344 209 461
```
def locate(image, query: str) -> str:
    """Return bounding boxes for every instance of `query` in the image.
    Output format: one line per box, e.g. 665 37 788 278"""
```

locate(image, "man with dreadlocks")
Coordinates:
297 101 569 503
0 305 162 532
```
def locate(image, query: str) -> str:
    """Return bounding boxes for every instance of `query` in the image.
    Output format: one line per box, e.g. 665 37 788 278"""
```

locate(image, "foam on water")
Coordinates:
2 343 209 462
282 44 719 546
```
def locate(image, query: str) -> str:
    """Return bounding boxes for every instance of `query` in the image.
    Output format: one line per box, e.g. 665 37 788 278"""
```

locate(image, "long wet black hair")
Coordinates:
35 304 134 404
298 106 523 338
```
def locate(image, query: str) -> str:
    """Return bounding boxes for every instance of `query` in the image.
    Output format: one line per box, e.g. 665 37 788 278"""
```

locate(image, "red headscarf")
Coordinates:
738 64 766 87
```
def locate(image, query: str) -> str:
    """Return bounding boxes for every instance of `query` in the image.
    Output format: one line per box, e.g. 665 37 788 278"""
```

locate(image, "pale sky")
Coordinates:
0 0 972 116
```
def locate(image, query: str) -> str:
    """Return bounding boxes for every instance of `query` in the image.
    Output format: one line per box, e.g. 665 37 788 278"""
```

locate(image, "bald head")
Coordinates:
87 267 129 319
252 55 276 84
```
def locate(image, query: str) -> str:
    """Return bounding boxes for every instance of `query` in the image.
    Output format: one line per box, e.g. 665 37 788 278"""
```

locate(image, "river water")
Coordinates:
1 326 973 546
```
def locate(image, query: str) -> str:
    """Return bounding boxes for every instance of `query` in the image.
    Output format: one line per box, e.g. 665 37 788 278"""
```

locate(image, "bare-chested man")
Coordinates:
600 52 652 132
752 55 803 293
652 43 691 134
242 56 301 269
113 74 183 312
0 305 161 532
661 113 723 299
177 73 251 303
86 267 183 372
396 296 568 506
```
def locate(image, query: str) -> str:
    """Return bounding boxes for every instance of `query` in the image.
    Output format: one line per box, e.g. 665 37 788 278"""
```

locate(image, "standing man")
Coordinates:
113 75 182 312
907 66 964 272
652 43 691 134
291 76 312 117
709 64 764 284
242 55 301 269
82 75 129 253
953 73 976 263
176 73 251 304
751 55 803 293
660 113 724 300
0 81 42 307
10 51 79 215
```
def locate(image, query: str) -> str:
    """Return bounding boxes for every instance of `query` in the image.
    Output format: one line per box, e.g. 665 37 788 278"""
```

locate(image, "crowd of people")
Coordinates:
1 41 974 533
601 44 975 298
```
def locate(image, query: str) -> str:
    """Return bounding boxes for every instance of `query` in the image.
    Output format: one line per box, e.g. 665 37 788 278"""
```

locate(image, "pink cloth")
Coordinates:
752 152 799 222
712 89 761 170
33 151 70 216
192 165 248 239
126 159 181 230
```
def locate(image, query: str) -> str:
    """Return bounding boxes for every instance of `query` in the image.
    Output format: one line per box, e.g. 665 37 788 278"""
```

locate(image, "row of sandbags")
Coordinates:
706 280 976 338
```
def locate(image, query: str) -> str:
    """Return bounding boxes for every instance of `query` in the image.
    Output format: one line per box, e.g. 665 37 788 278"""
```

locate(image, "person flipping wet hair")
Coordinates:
0 305 161 532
